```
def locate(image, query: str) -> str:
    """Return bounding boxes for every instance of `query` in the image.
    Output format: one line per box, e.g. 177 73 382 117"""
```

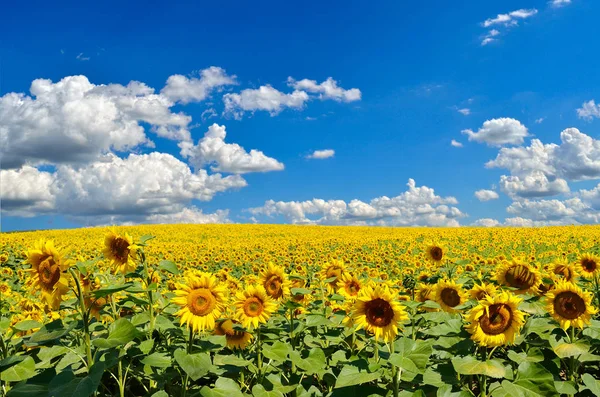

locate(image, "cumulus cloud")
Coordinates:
0 75 193 169
161 66 237 104
306 149 335 160
457 108 471 115
1 153 246 223
472 218 501 227
483 9 538 27
146 207 231 224
462 118 529 146
223 86 309 119
451 139 463 148
287 77 361 102
248 179 465 226
577 100 600 121
180 124 284 174
474 189 499 201
550 0 571 8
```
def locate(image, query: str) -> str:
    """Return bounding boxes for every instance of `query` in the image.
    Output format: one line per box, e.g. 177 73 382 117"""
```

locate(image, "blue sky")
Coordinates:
2 0 600 231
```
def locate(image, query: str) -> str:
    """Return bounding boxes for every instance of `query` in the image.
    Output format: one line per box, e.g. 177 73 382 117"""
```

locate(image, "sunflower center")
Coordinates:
475 291 488 301
479 304 512 335
582 259 597 273
264 275 283 299
441 287 461 307
430 247 443 261
187 288 217 316
38 256 61 289
554 291 586 320
326 267 343 284
243 297 264 317
504 265 535 290
111 237 130 263
364 298 394 327
347 281 360 295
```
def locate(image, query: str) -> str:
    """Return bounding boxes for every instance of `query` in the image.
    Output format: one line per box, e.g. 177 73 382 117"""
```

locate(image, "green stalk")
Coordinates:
70 269 93 369
256 326 263 381
390 342 399 397
182 328 194 397
142 253 156 337
480 347 487 397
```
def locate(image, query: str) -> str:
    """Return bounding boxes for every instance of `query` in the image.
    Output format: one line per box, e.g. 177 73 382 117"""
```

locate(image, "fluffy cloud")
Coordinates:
146 208 231 224
0 75 193 169
161 66 237 104
483 9 538 27
180 124 284 174
223 86 309 119
1 153 246 223
498 172 570 198
481 29 500 46
451 139 463 148
550 0 571 8
306 149 335 160
248 179 465 226
462 118 529 146
474 189 499 201
472 218 501 227
577 100 600 121
506 197 600 224
287 77 361 102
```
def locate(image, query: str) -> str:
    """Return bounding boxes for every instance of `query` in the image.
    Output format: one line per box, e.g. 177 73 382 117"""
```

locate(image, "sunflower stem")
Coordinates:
256 326 263 381
182 328 194 397
390 342 399 397
480 347 487 397
70 268 93 370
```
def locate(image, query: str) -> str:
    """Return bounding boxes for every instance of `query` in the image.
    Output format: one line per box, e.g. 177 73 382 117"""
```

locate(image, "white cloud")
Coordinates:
577 100 600 121
451 139 463 148
550 0 571 8
506 197 600 224
287 77 361 102
306 149 335 160
146 207 231 224
248 179 465 226
161 66 237 104
0 75 193 169
223 85 309 119
472 218 501 227
180 123 284 174
1 153 246 223
481 29 501 46
457 108 471 115
462 118 529 146
535 117 545 124
474 189 499 201
483 9 538 27
76 53 90 61
498 172 569 198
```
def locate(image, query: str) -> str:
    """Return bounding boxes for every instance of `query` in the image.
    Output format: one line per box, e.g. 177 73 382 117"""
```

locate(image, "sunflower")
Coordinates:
103 229 139 274
552 262 577 282
319 260 347 293
214 319 253 350
577 254 600 279
352 285 408 342
469 283 498 301
234 285 278 330
337 273 362 300
434 279 467 313
260 262 291 300
545 281 598 330
425 242 445 264
465 292 526 347
25 239 71 310
171 273 227 333
416 283 435 303
495 259 541 294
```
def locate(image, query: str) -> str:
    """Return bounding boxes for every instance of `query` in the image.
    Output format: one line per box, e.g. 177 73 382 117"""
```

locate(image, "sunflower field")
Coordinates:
2 224 600 397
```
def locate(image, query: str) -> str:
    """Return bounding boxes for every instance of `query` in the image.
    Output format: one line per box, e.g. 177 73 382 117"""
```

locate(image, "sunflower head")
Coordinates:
337 273 362 300
352 285 408 342
435 279 467 313
319 260 347 293
545 280 598 330
495 259 541 294
103 229 139 274
214 319 253 350
578 254 600 279
25 239 71 310
425 242 445 264
171 272 228 333
260 262 291 300
469 283 498 301
553 262 577 282
465 292 526 347
234 285 278 330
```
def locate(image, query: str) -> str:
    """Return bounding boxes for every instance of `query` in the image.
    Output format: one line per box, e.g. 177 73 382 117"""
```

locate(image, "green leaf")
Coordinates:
139 339 154 355
334 364 381 388
158 260 179 275
200 377 244 397
36 346 69 369
92 318 141 349
554 381 577 395
262 341 291 362
6 383 48 397
305 314 333 327
27 319 76 346
252 384 285 397
290 288 312 295
490 362 558 397
451 356 506 378
1 357 36 382
141 352 172 368
174 349 212 381
507 349 544 363
214 355 252 367
139 234 155 244
550 338 590 359
151 392 169 397
90 283 133 299
289 348 326 375
389 338 433 381
12 320 42 332
48 361 105 397
582 373 600 395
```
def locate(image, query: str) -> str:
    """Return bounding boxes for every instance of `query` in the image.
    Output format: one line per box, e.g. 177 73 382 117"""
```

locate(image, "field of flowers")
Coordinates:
1 224 600 397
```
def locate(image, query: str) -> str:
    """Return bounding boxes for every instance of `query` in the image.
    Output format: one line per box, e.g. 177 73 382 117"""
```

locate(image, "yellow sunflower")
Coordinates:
434 279 467 313
337 273 363 300
469 283 498 301
577 254 600 279
103 229 139 274
465 292 526 347
171 273 227 333
214 319 253 350
552 262 577 282
415 283 435 303
260 262 291 300
352 285 408 342
233 285 278 330
319 260 347 293
495 259 541 294
425 242 445 264
25 239 71 310
545 281 598 330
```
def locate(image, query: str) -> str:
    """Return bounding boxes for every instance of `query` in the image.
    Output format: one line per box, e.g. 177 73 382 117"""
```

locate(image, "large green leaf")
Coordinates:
451 356 506 378
251 384 285 397
47 362 105 397
289 348 326 375
200 377 244 397
489 362 558 397
262 341 291 362
174 349 212 381
334 364 381 388
1 357 36 382
141 352 172 368
27 319 76 346
158 260 179 275
388 338 433 381
12 320 42 332
90 283 133 299
92 318 141 349
582 373 600 395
